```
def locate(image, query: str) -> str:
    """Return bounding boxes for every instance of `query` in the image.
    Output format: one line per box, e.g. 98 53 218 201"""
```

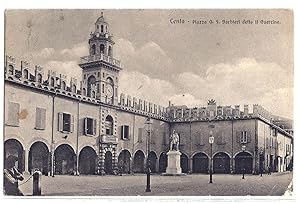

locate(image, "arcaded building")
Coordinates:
4 14 293 176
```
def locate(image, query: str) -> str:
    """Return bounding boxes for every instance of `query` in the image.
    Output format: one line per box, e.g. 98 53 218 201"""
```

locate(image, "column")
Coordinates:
97 148 105 175
24 149 29 174
189 157 193 174
48 152 51 176
112 147 118 174
130 157 134 174
231 157 235 174
155 157 160 173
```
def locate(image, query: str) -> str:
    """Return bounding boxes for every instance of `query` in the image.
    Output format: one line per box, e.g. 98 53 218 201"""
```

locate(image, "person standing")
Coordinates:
4 155 24 196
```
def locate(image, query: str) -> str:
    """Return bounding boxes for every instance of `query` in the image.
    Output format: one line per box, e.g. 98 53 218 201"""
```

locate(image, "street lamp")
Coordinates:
208 130 214 184
242 145 246 179
145 117 153 192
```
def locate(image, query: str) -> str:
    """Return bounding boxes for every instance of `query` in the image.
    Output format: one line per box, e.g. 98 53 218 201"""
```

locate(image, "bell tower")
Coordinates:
79 12 121 105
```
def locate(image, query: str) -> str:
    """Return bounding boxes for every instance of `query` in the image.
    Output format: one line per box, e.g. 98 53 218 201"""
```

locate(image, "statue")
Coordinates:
170 130 180 151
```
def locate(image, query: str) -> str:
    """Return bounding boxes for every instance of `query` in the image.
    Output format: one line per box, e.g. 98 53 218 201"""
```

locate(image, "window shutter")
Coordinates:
58 112 63 131
7 102 20 126
199 133 204 145
248 131 251 143
35 107 42 129
70 115 74 133
40 108 46 129
93 119 97 135
221 132 225 144
121 126 124 139
128 126 131 140
138 128 143 142
84 118 87 135
236 131 240 143
36 107 46 130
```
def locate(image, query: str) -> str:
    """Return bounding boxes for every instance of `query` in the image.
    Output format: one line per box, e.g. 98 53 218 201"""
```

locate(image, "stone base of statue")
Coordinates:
161 150 186 176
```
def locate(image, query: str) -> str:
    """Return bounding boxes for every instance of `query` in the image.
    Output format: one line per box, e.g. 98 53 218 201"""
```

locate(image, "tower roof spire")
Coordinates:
96 11 106 23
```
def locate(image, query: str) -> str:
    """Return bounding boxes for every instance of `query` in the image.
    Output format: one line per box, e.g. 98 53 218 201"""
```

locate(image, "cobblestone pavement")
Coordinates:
19 172 293 196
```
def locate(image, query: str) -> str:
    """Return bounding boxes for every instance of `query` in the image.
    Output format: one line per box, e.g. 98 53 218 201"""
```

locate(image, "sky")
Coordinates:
5 9 294 119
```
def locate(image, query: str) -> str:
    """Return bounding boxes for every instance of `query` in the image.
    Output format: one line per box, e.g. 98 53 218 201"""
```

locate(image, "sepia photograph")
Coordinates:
3 9 294 197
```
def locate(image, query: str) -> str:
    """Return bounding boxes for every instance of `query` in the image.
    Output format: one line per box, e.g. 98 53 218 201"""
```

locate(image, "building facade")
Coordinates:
4 14 293 176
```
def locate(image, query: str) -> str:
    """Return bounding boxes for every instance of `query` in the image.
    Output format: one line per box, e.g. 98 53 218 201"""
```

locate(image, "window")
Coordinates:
87 75 96 97
105 115 113 135
97 84 100 93
72 85 76 93
50 77 55 87
84 117 96 136
37 73 42 84
241 131 248 144
138 128 143 143
91 44 96 55
271 138 273 148
35 107 46 130
7 102 20 126
108 46 112 56
58 112 74 133
61 81 66 90
121 125 130 140
102 84 105 93
100 44 105 53
101 25 104 33
217 132 226 145
8 65 14 75
97 25 99 29
23 69 28 79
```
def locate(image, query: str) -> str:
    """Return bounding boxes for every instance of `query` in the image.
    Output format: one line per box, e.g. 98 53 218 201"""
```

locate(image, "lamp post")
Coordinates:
145 117 153 192
242 145 246 179
208 130 214 184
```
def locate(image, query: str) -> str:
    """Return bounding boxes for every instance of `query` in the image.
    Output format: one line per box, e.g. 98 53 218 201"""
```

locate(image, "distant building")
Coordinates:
4 13 293 176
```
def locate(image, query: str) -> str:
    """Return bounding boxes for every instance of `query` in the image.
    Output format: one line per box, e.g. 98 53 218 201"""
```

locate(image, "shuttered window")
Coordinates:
195 132 204 146
84 117 96 136
236 131 251 144
58 112 74 133
35 107 46 130
241 131 250 144
217 132 226 145
121 125 130 140
138 128 143 143
7 102 20 126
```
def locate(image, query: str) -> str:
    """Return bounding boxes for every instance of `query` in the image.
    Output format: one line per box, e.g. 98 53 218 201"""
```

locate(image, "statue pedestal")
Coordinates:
162 150 186 176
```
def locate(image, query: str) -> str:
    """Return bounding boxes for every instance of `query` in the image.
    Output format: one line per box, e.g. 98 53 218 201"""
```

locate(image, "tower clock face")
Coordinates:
106 84 113 100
